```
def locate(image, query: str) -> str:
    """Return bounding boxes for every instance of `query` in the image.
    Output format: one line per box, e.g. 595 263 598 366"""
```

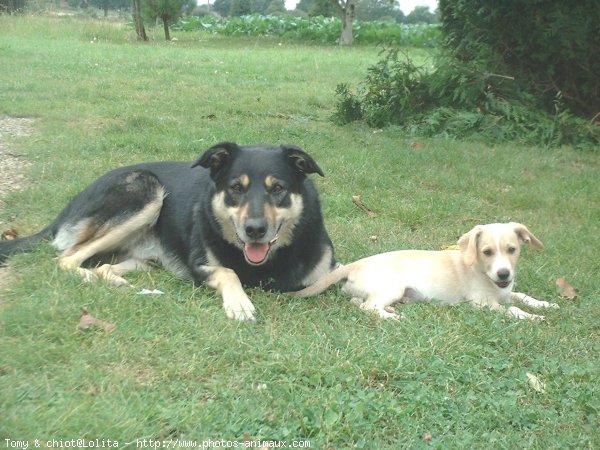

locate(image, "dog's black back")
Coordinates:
0 142 336 294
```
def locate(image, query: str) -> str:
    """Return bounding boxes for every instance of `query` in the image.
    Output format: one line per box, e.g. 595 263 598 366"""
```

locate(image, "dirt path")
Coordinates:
0 117 36 291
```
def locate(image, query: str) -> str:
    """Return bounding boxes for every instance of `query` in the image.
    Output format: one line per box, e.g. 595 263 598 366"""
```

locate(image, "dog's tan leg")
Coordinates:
511 292 559 309
200 265 256 321
93 259 150 287
57 195 162 285
58 255 99 283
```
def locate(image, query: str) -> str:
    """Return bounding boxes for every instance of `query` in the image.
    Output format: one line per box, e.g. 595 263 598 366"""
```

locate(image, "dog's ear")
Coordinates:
192 142 240 174
511 222 544 250
282 145 325 177
458 225 483 266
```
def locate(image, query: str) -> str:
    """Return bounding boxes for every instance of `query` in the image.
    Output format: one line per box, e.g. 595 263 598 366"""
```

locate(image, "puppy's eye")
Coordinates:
507 246 517 254
483 249 493 257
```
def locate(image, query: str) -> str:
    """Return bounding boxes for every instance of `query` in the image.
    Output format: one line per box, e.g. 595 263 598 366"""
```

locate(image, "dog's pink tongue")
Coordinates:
245 242 269 264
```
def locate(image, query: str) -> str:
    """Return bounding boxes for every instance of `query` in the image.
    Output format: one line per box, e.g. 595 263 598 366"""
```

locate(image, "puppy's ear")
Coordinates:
511 222 544 250
192 142 240 174
282 145 325 177
458 225 483 266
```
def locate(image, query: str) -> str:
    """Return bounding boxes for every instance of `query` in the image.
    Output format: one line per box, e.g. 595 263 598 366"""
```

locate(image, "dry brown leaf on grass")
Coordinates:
1 227 19 240
78 307 115 333
352 195 376 217
556 277 577 299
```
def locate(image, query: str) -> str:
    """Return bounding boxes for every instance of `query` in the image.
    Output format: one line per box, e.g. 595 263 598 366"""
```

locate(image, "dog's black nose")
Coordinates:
497 269 510 280
245 218 267 240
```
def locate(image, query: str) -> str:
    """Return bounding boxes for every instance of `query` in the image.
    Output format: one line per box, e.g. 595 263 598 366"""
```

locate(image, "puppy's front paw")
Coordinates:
532 299 560 309
379 309 401 320
223 294 256 321
508 306 545 321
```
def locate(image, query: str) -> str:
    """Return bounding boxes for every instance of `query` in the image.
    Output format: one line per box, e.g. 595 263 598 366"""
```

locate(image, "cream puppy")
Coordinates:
296 223 559 320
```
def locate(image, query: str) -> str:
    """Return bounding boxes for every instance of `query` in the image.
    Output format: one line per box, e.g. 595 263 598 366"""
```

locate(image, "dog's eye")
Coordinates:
507 246 517 254
271 184 285 194
483 249 494 257
230 183 244 194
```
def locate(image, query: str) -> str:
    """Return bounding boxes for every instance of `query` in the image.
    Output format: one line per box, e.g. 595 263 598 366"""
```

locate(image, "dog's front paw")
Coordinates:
360 303 402 320
223 294 256 321
513 293 560 310
379 309 401 320
530 299 560 309
545 302 560 309
508 306 545 321
94 264 131 287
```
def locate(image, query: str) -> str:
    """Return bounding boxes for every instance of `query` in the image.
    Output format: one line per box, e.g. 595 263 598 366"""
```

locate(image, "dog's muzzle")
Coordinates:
494 268 512 288
239 217 281 265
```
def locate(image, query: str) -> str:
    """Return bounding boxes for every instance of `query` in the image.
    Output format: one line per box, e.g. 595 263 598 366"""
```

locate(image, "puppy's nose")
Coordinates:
245 218 267 240
497 269 511 280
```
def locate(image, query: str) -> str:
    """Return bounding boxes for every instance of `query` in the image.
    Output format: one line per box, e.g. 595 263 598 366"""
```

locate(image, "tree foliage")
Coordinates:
223 0 270 16
404 5 435 24
89 0 130 16
143 0 188 40
266 0 286 15
212 0 232 16
439 0 600 118
355 0 402 22
0 0 26 12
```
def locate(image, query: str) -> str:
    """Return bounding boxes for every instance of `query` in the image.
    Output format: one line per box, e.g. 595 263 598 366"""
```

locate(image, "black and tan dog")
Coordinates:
0 142 336 320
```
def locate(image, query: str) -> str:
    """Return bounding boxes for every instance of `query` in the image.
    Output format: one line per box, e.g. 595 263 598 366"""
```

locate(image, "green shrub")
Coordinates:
332 83 363 124
334 1 600 149
334 48 599 149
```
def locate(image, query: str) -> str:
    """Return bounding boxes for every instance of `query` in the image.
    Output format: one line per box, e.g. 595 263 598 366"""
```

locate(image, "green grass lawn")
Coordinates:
1 15 599 449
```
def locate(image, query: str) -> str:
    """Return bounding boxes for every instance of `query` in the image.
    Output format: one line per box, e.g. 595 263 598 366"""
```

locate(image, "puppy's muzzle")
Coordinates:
495 268 512 288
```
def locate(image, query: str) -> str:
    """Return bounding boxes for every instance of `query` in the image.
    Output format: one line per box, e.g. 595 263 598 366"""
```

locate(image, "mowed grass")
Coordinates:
1 15 599 448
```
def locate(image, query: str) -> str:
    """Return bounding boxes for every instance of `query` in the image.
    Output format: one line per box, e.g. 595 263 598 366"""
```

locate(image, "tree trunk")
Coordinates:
332 0 355 46
131 0 148 41
162 16 171 41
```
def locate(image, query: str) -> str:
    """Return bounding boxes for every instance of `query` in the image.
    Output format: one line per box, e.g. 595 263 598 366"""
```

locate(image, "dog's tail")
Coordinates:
0 226 55 265
295 264 352 297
